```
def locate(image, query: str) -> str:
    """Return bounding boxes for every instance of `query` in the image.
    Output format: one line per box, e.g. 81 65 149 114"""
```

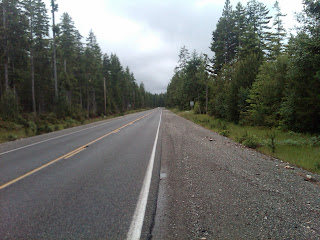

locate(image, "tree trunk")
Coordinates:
79 85 82 106
92 89 96 115
64 59 67 73
206 81 208 114
103 77 106 115
51 0 58 97
86 86 90 117
30 9 36 115
3 4 9 90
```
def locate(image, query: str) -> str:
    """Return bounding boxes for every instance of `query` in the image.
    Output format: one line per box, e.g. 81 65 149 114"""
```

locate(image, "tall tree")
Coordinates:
51 0 58 97
24 0 49 115
210 0 236 72
269 0 286 58
84 30 102 116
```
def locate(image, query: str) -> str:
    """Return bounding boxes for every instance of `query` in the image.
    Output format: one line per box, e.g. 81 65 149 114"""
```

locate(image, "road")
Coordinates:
0 109 162 240
1 108 319 240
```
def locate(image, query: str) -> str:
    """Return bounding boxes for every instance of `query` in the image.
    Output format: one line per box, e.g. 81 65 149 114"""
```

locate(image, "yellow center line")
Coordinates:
0 111 153 190
64 147 86 159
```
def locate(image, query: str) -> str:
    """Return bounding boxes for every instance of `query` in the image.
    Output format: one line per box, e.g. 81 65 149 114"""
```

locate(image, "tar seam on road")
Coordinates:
0 112 146 156
126 109 162 240
0 112 153 190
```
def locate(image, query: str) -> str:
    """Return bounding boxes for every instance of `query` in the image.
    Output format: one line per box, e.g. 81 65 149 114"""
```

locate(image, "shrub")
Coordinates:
7 134 17 141
194 102 201 114
309 136 320 147
266 130 276 153
0 90 20 121
236 131 249 143
243 134 260 149
219 129 230 137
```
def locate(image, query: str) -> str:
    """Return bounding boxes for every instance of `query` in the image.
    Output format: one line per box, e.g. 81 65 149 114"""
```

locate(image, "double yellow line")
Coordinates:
0 112 153 190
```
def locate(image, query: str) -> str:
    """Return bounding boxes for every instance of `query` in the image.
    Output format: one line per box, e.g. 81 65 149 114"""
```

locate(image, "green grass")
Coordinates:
172 109 320 174
0 108 151 144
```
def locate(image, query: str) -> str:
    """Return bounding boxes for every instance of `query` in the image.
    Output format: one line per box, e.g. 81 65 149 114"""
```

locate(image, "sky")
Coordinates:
43 0 304 94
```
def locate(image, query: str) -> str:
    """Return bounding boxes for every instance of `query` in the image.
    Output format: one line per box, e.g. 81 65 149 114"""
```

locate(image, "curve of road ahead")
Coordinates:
0 108 162 240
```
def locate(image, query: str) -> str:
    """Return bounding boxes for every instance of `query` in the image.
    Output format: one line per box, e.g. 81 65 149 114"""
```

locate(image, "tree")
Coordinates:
0 0 28 91
84 30 102 116
51 0 58 97
210 0 237 72
245 55 289 126
24 0 49 115
269 0 286 58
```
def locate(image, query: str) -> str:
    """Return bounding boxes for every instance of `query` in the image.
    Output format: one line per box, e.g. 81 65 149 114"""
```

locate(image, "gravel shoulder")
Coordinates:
152 110 320 239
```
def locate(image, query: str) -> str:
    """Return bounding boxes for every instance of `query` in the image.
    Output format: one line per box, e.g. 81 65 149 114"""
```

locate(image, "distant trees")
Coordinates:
167 0 320 133
0 0 164 123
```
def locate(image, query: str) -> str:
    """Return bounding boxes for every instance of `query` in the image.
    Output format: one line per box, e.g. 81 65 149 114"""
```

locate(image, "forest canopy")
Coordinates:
0 0 165 123
166 0 320 133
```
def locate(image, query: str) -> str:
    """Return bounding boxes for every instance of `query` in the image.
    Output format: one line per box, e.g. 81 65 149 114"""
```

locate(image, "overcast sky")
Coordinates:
43 0 304 94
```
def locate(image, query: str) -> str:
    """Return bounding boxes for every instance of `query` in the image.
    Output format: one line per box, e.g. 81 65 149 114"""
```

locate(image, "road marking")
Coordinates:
0 111 151 156
64 147 86 159
0 112 153 190
126 110 162 240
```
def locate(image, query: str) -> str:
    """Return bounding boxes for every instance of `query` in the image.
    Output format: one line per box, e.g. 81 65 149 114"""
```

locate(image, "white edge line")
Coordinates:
126 110 162 240
0 114 135 156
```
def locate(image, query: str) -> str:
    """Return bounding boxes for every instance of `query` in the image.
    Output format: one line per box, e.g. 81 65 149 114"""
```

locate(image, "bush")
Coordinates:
0 120 22 131
266 130 276 153
37 123 54 134
7 134 17 141
194 102 201 114
309 136 320 147
0 90 20 121
243 134 260 149
219 129 230 137
236 131 249 143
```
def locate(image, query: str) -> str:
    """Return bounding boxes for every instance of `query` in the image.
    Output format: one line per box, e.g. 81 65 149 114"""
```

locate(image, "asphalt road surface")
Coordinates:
1 108 320 240
0 109 162 240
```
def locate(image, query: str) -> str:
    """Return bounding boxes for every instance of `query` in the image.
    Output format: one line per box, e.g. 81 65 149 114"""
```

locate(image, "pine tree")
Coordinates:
51 0 58 97
84 30 102 116
210 0 236 72
269 0 286 58
57 12 82 105
233 2 246 59
0 0 28 91
24 0 49 115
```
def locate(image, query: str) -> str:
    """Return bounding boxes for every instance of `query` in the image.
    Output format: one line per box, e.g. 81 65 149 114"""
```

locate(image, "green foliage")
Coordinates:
0 90 20 121
266 130 276 153
245 54 289 126
7 134 18 141
0 2 160 133
243 134 259 149
194 102 201 114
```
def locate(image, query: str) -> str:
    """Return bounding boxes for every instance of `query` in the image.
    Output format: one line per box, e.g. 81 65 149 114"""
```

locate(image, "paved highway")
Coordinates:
0 109 162 240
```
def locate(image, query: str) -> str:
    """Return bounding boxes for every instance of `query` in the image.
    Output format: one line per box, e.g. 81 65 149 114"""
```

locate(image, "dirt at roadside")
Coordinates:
152 110 320 240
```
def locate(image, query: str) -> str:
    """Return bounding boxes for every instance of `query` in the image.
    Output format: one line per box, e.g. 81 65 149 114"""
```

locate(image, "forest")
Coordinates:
167 0 320 133
0 0 165 130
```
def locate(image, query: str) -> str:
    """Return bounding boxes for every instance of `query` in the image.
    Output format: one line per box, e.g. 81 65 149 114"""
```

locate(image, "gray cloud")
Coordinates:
45 0 302 94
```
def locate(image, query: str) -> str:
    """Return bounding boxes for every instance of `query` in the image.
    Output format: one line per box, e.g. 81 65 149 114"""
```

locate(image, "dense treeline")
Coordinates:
0 0 165 123
167 0 320 133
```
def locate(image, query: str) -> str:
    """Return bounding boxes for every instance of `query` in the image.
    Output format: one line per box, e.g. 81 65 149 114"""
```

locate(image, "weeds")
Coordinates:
173 109 320 174
7 134 17 141
266 130 276 153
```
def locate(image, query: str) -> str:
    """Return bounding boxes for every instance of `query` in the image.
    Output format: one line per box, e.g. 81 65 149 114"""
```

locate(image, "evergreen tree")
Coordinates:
210 0 236 72
24 0 49 115
269 0 286 58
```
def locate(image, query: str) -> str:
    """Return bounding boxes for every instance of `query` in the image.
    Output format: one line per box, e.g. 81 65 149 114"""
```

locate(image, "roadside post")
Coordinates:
190 101 194 110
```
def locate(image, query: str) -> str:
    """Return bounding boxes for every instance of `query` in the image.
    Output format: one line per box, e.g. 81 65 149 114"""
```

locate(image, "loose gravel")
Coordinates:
152 110 320 240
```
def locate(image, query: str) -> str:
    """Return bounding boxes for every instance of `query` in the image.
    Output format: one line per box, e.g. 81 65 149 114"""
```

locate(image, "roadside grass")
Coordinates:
171 109 320 174
0 108 151 144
